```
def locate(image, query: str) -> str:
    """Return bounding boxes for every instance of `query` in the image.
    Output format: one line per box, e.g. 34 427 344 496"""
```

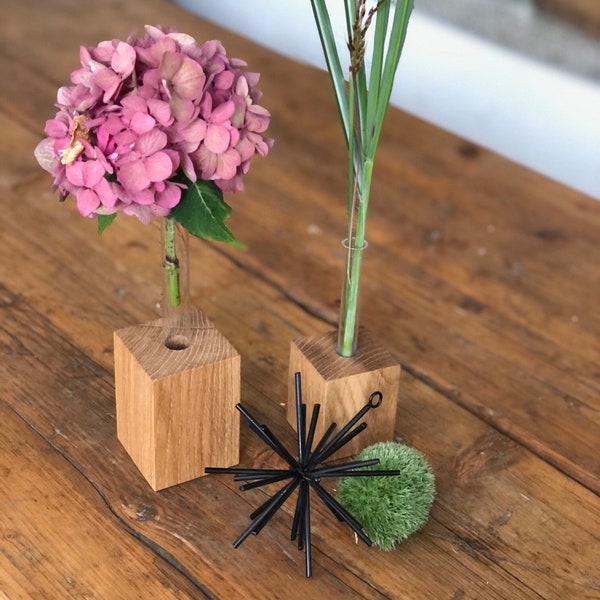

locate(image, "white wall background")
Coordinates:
176 0 600 199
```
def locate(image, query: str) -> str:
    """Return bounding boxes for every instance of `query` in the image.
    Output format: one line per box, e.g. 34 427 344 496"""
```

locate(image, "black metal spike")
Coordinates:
205 372 400 578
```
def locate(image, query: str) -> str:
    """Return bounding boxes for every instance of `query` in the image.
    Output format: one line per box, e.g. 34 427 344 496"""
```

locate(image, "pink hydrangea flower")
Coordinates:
34 25 272 223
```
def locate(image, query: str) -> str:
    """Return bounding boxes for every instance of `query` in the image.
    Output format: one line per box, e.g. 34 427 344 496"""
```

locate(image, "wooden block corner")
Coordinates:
114 314 240 490
287 329 401 458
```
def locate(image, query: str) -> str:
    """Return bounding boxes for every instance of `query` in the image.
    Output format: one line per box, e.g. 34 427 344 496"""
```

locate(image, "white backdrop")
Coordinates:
176 0 600 199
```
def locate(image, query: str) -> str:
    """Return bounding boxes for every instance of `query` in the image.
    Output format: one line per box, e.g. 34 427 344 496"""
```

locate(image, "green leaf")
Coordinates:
170 176 244 248
97 213 117 235
311 0 351 146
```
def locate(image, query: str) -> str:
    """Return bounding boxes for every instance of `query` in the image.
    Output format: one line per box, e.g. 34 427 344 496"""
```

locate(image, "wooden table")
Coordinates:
1 0 599 598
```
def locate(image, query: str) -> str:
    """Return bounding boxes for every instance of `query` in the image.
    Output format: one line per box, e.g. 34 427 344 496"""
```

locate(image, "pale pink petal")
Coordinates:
93 67 120 102
159 51 183 81
44 118 69 138
170 97 196 122
166 32 197 46
135 129 167 157
93 41 116 64
172 57 205 98
193 146 217 179
56 86 73 106
205 123 231 154
229 128 240 147
200 40 219 60
130 188 155 205
130 112 156 135
179 119 206 146
236 136 256 162
111 42 136 75
147 99 173 126
214 148 241 180
120 94 147 113
118 159 150 191
34 139 59 173
235 75 249 97
94 178 117 207
123 204 153 224
144 25 165 42
162 149 181 172
199 93 212 119
214 70 235 90
150 205 172 218
65 161 85 186
155 182 181 208
216 175 244 193
143 152 174 182
79 45 93 67
245 104 271 132
76 189 101 217
244 71 260 87
180 154 197 181
210 100 235 123
81 161 105 187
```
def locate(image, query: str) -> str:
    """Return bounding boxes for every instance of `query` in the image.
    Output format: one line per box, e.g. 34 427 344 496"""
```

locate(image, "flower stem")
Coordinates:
163 216 181 309
311 0 413 357
338 155 374 357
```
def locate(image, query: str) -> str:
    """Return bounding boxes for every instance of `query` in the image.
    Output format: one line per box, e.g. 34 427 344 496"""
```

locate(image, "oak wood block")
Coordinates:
114 310 240 490
288 329 400 457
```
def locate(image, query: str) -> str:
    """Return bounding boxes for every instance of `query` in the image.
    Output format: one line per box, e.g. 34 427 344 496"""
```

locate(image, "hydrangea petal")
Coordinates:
111 42 136 75
155 182 181 208
118 159 150 192
205 123 231 154
65 161 85 186
34 138 59 173
214 148 241 181
144 151 174 183
81 160 105 187
76 188 101 217
135 129 167 156
94 178 118 207
130 112 156 135
210 100 235 123
147 98 173 126
172 57 206 99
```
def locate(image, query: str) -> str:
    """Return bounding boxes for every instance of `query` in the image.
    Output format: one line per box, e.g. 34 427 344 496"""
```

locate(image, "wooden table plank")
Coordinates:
0 402 210 599
1 274 599 597
1 176 599 596
1 0 599 597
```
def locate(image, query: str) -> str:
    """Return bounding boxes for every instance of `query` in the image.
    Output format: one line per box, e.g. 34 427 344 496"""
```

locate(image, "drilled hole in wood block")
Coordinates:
164 334 191 351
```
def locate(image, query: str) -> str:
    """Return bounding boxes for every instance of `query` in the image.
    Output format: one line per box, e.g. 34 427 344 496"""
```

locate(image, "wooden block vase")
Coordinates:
114 310 240 491
288 329 400 459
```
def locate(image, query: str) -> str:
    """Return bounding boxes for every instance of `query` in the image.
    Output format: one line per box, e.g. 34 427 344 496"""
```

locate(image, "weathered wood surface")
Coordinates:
1 0 599 598
534 0 600 36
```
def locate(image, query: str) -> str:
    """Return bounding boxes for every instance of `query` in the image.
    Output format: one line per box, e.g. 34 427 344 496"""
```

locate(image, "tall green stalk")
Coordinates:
310 0 413 357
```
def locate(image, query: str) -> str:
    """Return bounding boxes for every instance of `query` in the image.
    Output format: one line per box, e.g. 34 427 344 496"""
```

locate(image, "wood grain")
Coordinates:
288 329 400 457
0 402 209 600
1 0 599 597
534 0 600 35
114 311 241 490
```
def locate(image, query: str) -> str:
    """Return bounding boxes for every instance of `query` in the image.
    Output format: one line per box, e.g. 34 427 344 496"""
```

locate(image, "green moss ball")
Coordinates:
336 442 435 551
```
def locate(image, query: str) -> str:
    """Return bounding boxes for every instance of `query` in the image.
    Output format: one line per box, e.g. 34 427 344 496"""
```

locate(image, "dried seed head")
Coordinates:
348 0 385 73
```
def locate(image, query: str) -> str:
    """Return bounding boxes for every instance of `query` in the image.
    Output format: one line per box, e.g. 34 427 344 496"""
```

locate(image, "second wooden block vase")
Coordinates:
114 309 240 491
287 328 400 458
